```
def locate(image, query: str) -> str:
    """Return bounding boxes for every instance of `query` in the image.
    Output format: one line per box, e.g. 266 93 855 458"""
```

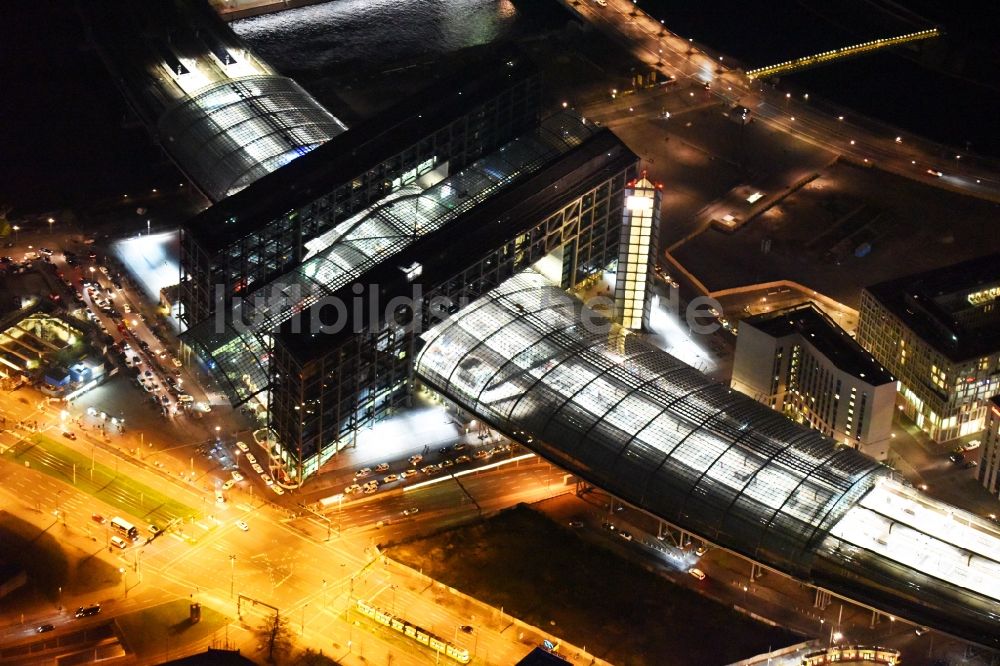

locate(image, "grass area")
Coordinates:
116 599 228 658
6 432 196 525
390 505 797 666
0 511 118 603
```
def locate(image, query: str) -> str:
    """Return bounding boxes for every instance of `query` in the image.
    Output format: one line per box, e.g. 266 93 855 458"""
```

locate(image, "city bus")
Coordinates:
110 516 139 541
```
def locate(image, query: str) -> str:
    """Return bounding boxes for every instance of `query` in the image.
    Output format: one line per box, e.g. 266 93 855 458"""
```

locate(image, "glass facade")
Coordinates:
178 66 542 326
417 271 887 574
415 271 1000 646
616 176 660 330
159 75 346 202
183 113 597 405
269 136 637 472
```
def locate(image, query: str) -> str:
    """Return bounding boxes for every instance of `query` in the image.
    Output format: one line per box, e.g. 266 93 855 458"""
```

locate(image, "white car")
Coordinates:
374 463 390 473
215 490 226 504
261 473 274 486
363 484 378 495
594 0 607 6
271 485 285 495
355 467 372 479
236 441 249 452
402 507 419 516
383 474 398 484
222 479 235 491
408 454 423 465
688 568 706 580
245 453 257 464
344 484 362 495
235 520 249 531
231 470 244 482
251 463 264 474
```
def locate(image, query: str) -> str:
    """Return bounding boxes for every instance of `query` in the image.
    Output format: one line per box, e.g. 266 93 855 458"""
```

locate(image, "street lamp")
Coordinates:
47 217 54 234
12 225 19 243
229 554 236 599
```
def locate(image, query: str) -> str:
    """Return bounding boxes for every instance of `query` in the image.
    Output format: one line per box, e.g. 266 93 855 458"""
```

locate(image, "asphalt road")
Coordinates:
570 0 1000 201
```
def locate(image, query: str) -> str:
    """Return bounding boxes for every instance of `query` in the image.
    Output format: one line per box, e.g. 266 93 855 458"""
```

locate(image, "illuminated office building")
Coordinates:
179 60 542 326
857 254 1000 442
269 124 638 476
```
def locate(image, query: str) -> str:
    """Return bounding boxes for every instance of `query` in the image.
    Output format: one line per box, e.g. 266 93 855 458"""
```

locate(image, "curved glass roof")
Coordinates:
415 271 888 573
184 114 597 404
158 75 347 201
414 271 1000 645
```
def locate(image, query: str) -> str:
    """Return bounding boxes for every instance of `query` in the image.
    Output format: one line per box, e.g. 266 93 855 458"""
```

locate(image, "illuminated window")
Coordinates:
931 365 947 390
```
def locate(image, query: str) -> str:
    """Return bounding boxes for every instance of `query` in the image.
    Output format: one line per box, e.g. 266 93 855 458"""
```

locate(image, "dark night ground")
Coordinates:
390 505 798 666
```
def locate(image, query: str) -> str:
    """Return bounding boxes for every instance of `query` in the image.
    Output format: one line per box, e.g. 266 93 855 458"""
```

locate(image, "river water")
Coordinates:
233 0 1000 157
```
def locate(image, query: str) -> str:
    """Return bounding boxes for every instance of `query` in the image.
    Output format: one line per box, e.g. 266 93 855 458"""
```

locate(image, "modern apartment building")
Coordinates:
731 303 895 460
856 253 1000 442
979 396 1000 497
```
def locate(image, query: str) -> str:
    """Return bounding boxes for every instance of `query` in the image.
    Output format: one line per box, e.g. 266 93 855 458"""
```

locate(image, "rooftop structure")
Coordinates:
415 270 1000 647
745 305 892 385
857 253 1000 441
862 253 1000 364
182 112 599 406
732 303 896 459
177 56 541 326
268 129 638 475
183 57 541 256
80 0 346 201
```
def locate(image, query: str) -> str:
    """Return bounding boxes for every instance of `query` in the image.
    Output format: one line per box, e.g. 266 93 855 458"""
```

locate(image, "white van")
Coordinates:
110 536 129 550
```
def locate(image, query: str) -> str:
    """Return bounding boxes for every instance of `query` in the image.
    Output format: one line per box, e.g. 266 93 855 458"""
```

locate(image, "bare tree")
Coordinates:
257 612 294 663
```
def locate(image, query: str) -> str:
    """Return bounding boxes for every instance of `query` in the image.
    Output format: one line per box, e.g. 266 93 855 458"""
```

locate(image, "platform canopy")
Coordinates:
415 270 1000 646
